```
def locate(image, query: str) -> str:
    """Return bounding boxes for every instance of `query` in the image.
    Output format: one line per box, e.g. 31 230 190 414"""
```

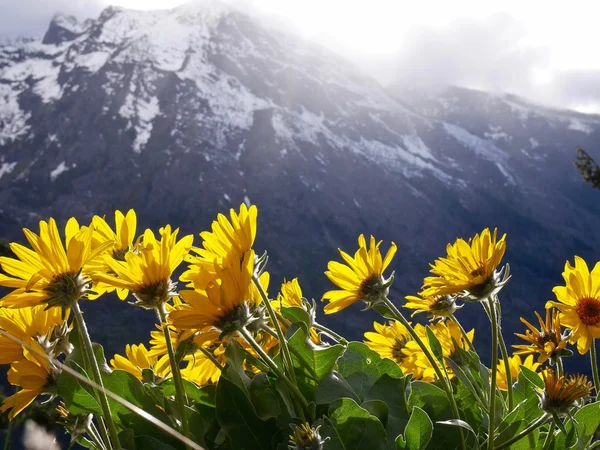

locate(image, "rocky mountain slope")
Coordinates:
1 1 599 358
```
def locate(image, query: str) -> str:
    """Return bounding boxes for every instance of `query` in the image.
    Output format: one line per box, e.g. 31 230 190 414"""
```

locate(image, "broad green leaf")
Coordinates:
134 436 178 449
336 342 403 402
281 306 312 330
425 327 444 364
569 402 600 450
249 373 282 420
315 371 359 404
286 327 344 382
408 381 461 449
405 406 433 450
216 376 278 450
223 340 252 393
365 373 411 443
362 400 389 427
321 398 388 450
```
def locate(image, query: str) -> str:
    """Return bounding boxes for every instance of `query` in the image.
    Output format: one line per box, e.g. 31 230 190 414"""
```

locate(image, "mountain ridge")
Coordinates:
0 2 599 364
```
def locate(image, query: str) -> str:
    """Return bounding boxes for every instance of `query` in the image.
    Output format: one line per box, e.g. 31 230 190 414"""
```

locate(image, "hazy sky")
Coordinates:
1 0 600 112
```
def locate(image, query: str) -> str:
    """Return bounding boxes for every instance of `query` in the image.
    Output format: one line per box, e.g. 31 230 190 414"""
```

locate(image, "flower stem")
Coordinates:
497 321 514 412
156 305 191 448
252 274 297 385
542 423 555 450
591 339 600 399
71 302 121 450
313 323 347 344
382 297 466 450
487 297 500 450
197 346 225 372
449 314 475 351
556 358 564 378
239 327 309 413
494 414 549 450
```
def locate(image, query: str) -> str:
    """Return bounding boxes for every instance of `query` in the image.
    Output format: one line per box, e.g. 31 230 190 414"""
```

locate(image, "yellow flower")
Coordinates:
181 204 257 287
322 234 397 314
364 321 423 379
404 294 461 321
110 343 171 381
170 251 262 335
278 278 304 308
0 305 69 364
0 218 112 310
546 256 600 354
540 368 593 415
289 423 327 450
421 228 507 301
0 344 54 420
496 354 540 391
513 309 570 364
180 342 226 386
89 209 138 300
271 278 322 345
405 320 474 382
94 225 193 309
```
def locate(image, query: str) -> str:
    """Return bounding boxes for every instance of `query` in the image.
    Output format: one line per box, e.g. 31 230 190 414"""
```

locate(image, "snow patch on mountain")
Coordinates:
568 119 593 134
0 161 17 180
2 58 62 103
0 84 30 145
74 51 110 73
443 122 515 184
50 161 69 181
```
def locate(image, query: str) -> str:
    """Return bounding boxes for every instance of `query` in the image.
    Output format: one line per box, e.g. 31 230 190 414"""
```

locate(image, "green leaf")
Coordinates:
404 406 433 450
362 400 389 427
365 374 411 443
425 327 444 363
321 398 388 450
134 436 178 449
570 402 600 449
249 373 282 420
315 371 359 404
408 381 461 449
281 306 311 329
519 366 543 389
216 376 278 450
161 380 216 408
437 419 476 437
223 340 252 392
336 342 403 402
286 327 344 382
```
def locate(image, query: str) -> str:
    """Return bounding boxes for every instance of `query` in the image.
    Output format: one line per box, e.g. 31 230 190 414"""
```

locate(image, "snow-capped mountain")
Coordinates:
1 1 599 352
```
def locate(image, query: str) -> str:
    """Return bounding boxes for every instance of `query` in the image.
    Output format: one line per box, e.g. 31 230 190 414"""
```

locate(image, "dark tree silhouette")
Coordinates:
575 147 600 189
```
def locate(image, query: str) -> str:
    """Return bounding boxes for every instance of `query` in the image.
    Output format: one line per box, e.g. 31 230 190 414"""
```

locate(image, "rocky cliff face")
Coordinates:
1 1 599 358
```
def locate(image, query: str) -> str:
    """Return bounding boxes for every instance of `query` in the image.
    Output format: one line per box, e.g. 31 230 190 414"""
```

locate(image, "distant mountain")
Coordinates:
1 1 599 368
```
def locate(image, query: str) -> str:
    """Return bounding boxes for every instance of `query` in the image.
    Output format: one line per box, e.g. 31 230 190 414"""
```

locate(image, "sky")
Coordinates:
1 0 600 112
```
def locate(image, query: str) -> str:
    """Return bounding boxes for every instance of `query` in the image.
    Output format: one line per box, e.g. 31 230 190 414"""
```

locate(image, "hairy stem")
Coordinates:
196 346 225 372
541 423 555 450
382 297 466 450
497 320 514 412
592 339 600 400
71 302 121 450
239 327 309 414
449 314 475 351
495 414 549 450
487 297 500 450
156 304 191 448
252 274 297 385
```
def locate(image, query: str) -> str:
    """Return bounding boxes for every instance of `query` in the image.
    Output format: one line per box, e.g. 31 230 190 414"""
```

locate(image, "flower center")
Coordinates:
112 247 129 261
470 264 486 278
133 279 175 309
359 275 385 302
391 337 409 363
576 297 600 326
